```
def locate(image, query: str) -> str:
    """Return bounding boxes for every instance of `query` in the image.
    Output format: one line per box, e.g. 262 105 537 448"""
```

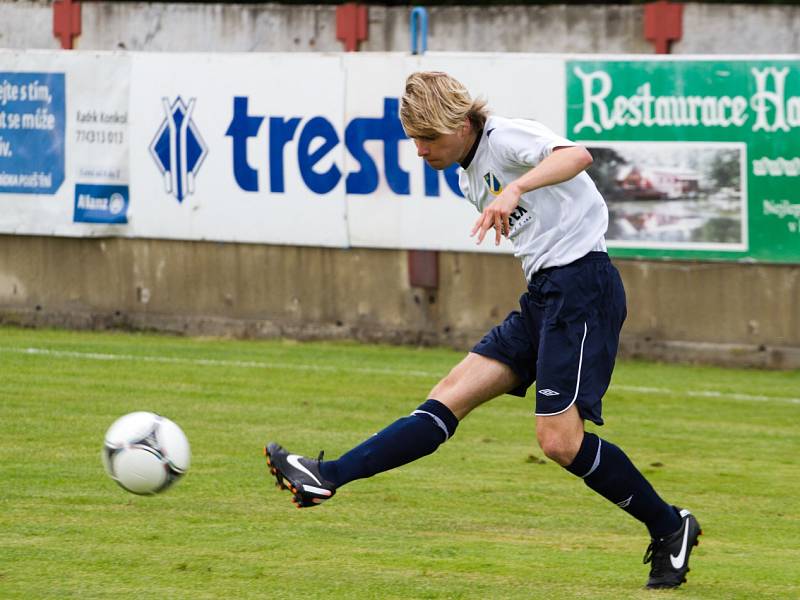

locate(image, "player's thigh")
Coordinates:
429 352 520 420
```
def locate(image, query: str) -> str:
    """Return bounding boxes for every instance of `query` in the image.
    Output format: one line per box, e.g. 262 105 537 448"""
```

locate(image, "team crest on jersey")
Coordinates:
483 172 504 196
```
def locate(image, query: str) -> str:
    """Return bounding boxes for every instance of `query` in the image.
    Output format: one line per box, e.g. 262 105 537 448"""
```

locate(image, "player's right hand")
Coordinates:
470 185 521 246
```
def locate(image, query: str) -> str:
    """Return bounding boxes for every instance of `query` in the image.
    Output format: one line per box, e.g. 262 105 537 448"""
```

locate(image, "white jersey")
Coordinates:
458 115 608 280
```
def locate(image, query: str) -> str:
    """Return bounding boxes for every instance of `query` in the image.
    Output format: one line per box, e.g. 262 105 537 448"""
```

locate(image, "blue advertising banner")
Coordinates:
0 72 65 194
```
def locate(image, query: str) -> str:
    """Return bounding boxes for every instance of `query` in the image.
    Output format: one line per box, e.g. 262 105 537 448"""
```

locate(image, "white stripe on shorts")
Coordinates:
535 321 588 417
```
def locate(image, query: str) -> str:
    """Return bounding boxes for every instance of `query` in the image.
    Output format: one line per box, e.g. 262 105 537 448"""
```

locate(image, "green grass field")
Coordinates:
1 326 798 599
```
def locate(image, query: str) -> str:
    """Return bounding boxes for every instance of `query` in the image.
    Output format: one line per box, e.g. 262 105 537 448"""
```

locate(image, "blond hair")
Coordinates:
400 71 488 139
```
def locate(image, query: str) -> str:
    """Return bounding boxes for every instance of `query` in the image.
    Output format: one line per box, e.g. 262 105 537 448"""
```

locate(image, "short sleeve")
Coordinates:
490 119 576 168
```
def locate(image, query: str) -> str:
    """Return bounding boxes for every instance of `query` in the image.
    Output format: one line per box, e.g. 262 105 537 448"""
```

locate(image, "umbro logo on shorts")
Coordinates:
538 389 560 396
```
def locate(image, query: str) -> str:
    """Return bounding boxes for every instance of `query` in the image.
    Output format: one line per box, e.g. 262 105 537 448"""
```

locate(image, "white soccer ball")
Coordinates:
102 411 191 495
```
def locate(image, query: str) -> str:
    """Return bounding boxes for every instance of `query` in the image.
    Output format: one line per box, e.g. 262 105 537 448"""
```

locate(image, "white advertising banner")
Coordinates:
0 50 569 253
128 53 348 247
0 49 130 236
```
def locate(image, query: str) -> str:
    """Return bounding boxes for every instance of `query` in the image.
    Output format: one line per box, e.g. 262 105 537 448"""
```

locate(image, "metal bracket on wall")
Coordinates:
410 7 428 55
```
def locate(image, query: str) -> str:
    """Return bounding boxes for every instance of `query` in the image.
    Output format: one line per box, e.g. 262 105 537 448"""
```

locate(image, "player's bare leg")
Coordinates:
428 352 520 419
534 404 584 466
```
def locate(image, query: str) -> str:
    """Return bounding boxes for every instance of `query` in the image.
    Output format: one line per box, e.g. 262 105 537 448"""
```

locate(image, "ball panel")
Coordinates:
156 417 191 472
112 446 168 495
105 411 158 446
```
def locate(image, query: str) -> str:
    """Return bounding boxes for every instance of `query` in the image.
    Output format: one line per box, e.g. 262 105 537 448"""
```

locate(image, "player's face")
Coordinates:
412 122 473 170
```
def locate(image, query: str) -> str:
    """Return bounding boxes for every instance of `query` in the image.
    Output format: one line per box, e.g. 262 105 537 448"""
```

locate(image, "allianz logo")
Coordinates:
77 192 126 214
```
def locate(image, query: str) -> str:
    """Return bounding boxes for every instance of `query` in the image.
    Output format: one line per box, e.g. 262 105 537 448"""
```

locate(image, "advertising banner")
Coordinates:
0 50 130 235
128 53 348 247
0 51 568 254
567 57 800 262
1 50 798 264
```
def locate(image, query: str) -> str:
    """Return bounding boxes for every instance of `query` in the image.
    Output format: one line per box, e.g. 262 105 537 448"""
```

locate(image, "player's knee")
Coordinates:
536 431 579 466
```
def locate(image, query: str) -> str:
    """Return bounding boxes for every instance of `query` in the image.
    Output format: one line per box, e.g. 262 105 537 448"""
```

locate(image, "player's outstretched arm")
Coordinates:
471 145 593 245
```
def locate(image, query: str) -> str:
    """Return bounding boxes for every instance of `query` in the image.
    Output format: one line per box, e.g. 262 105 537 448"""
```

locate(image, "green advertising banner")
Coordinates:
567 59 800 263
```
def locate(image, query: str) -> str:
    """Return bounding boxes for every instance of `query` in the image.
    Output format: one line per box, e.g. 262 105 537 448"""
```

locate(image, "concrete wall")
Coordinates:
0 236 524 347
1 235 798 368
3 2 800 54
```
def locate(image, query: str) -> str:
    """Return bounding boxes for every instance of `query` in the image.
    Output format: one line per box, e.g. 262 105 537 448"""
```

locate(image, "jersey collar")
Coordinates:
459 128 483 170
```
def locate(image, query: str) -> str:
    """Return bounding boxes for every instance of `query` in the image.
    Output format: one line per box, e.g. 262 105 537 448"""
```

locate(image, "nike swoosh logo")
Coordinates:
287 454 322 486
670 519 690 569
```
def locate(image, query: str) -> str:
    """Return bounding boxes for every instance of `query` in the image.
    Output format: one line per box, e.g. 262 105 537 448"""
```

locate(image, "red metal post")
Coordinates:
644 1 683 54
53 0 81 50
336 3 368 52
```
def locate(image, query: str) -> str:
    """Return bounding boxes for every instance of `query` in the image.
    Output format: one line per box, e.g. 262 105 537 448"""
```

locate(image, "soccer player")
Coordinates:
266 71 701 589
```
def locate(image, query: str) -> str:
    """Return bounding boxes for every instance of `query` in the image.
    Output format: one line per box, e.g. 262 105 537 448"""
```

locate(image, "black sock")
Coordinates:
319 399 458 488
565 432 681 538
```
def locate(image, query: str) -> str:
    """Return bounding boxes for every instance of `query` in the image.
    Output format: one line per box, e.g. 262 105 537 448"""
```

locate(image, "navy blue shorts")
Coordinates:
471 252 627 425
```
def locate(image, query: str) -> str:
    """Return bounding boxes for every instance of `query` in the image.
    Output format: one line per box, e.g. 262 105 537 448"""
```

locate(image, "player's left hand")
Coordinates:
471 185 521 245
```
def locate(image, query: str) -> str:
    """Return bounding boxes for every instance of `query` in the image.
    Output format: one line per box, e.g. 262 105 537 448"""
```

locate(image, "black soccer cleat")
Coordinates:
643 507 702 589
264 442 336 508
